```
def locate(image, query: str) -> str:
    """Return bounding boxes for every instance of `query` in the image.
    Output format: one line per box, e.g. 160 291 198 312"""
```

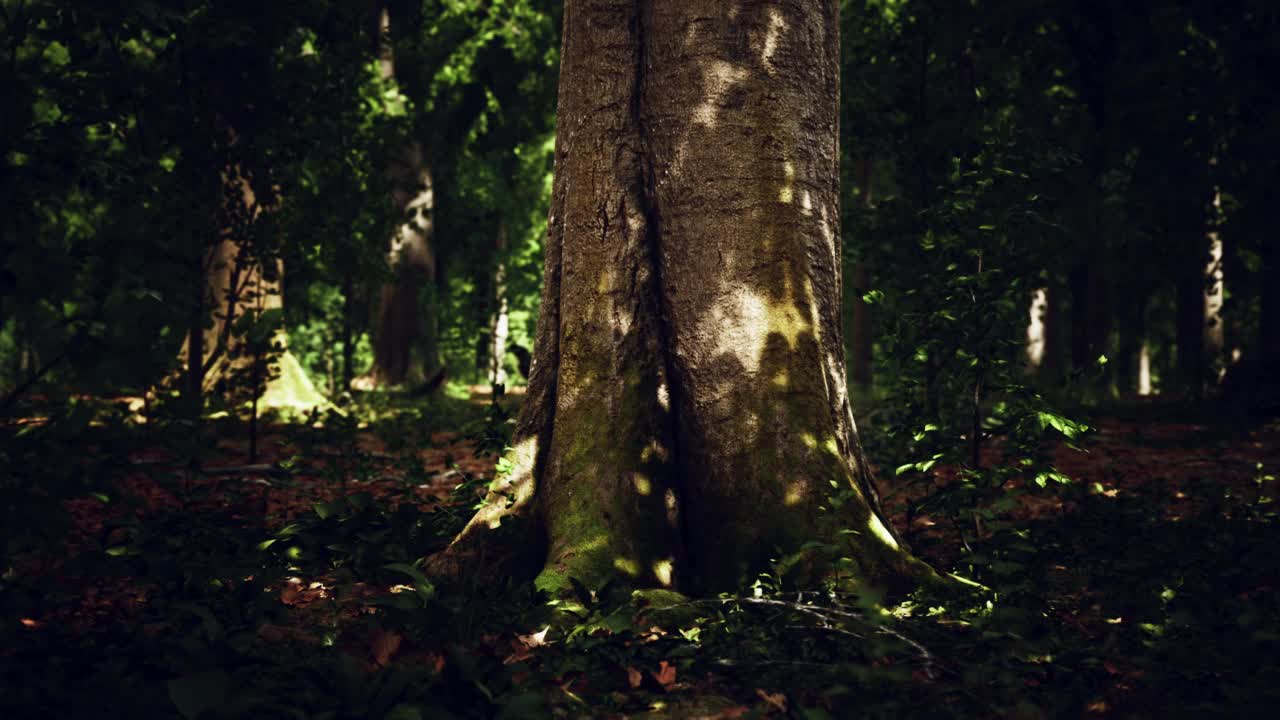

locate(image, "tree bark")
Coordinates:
428 0 939 597
1203 193 1225 386
368 145 439 387
363 4 443 389
489 218 510 388
1025 287 1048 372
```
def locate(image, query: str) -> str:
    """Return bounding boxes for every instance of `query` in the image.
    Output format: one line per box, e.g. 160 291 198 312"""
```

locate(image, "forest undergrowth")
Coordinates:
2 392 1278 719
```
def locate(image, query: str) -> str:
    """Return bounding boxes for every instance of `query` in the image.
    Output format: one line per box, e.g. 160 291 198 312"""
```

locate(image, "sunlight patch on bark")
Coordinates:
706 285 813 375
760 8 786 71
785 484 805 506
692 60 748 128
614 557 641 577
653 559 675 587
867 513 900 550
1026 287 1048 369
480 436 538 529
778 161 795 203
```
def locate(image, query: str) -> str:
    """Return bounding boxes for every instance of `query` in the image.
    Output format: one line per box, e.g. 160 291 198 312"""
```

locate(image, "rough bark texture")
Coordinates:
364 5 442 389
368 142 440 387
428 0 932 597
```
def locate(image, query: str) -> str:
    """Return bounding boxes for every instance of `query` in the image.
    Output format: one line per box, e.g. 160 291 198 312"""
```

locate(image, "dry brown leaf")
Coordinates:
370 628 403 667
756 689 787 713
651 660 676 689
626 666 643 689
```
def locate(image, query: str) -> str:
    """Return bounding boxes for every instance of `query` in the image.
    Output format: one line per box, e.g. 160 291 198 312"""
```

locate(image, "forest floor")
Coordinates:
2 391 1278 719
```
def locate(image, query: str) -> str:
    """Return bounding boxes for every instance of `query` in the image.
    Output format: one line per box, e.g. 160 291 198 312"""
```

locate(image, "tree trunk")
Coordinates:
1040 282 1063 382
1203 193 1225 386
368 151 438 388
364 5 442 389
180 163 326 412
427 0 941 597
489 218 510 388
1176 237 1206 395
1025 287 1049 372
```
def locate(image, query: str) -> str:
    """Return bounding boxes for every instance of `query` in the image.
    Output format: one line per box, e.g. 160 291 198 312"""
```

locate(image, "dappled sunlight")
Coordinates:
702 282 815 376
691 60 748 129
479 436 539 530
760 8 787 70
778 160 796 204
613 556 641 577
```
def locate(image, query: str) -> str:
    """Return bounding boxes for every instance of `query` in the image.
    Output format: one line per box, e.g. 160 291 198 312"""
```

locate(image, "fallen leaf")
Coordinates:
370 628 402 667
756 689 787 713
651 660 676 689
626 666 643 689
517 626 550 648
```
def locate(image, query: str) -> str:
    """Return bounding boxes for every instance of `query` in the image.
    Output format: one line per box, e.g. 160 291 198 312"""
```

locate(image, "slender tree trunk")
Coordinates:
1026 286 1049 372
1203 192 1225 386
1041 282 1063 381
489 219 510 388
1115 289 1149 396
428 0 941 597
341 265 355 388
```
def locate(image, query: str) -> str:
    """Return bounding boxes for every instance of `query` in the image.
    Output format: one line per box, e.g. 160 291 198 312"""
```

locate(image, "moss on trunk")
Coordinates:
426 0 950 599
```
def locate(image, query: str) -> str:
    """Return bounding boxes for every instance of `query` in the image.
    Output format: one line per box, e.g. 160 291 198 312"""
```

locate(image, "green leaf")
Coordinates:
168 670 229 720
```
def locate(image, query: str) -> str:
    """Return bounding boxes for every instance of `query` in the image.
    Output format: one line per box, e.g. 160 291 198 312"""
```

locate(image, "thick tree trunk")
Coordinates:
363 5 442 389
180 163 326 412
368 152 439 388
428 0 939 597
